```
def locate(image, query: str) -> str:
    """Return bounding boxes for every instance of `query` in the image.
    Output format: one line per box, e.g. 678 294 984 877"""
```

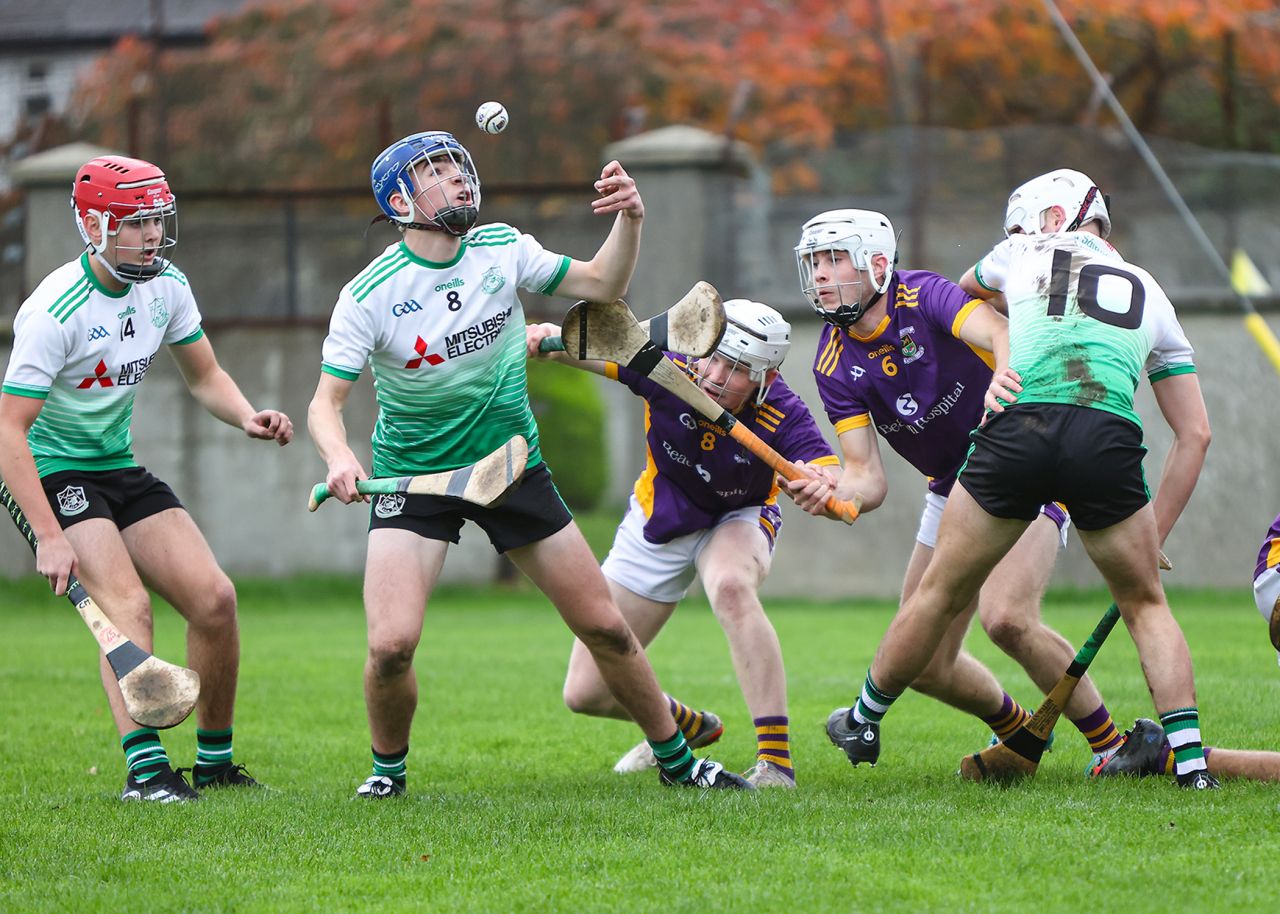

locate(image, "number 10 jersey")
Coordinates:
973 232 1195 428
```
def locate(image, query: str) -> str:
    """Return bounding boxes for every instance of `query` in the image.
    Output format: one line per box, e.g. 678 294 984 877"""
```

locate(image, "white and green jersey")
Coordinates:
321 223 570 476
973 233 1195 427
2 253 203 476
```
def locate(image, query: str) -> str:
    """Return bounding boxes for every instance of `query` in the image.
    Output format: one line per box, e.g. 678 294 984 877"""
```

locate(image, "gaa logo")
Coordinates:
895 393 919 417
678 413 697 430
87 325 110 341
392 300 423 317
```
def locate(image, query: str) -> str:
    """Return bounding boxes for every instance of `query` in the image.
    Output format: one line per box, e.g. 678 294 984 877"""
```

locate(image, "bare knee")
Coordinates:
187 575 238 633
111 588 154 638
367 639 419 681
982 606 1029 655
576 622 638 660
563 676 615 716
706 575 760 626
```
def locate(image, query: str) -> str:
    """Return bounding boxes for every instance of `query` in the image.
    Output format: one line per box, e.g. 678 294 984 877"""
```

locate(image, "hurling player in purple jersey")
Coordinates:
784 209 1127 770
1254 512 1280 664
528 300 840 787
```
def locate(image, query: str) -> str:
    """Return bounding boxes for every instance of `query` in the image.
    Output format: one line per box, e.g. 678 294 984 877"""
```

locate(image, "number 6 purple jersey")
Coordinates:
811 269 995 496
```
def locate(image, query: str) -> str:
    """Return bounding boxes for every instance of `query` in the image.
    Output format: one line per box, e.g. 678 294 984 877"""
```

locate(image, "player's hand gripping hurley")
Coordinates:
308 435 529 511
555 295 861 524
538 280 727 359
0 481 200 729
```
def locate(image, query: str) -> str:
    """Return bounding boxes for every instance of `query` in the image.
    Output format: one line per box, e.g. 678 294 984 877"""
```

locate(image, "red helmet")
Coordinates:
73 155 177 282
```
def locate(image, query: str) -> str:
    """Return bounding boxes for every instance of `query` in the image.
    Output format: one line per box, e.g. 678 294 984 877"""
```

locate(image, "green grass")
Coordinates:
2 577 1279 913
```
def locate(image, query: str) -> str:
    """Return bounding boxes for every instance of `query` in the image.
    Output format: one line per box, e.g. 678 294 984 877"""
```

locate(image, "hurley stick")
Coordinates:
0 480 200 729
537 281 726 358
309 435 528 511
959 603 1121 784
557 297 860 524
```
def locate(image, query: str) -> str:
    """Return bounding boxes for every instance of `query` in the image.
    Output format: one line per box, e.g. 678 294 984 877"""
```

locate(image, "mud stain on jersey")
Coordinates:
1064 357 1107 404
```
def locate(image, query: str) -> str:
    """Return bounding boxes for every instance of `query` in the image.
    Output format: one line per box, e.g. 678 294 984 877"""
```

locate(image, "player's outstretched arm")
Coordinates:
307 373 369 505
556 161 643 304
170 336 293 445
1150 373 1211 544
0 395 77 594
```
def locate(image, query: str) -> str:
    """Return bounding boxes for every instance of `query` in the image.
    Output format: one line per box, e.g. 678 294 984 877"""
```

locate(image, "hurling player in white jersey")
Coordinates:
831 168 1218 788
0 156 293 802
308 130 750 797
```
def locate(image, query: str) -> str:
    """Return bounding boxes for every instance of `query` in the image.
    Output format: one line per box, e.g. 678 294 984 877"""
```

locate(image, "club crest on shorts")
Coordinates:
56 485 89 517
481 266 505 295
148 297 169 328
374 494 405 518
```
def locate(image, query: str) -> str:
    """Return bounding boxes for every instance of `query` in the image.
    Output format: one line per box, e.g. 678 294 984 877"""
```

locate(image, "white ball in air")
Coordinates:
475 101 509 135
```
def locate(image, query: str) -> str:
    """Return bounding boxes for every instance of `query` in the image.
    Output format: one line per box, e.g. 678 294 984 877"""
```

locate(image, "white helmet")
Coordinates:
1003 168 1111 238
794 209 897 327
707 299 790 406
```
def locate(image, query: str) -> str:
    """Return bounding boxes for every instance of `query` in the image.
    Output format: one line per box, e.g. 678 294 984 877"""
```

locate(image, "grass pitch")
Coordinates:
2 576 1279 913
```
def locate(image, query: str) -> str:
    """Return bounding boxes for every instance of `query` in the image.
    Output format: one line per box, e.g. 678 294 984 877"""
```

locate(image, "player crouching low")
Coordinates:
530 299 842 787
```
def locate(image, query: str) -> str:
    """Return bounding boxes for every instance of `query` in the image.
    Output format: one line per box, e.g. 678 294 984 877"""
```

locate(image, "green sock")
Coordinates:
372 746 408 787
649 731 695 783
193 727 234 785
122 728 169 783
1159 707 1208 778
852 671 899 725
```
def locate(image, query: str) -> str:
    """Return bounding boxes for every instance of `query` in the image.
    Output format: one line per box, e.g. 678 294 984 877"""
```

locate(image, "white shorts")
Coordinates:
601 495 776 604
1252 567 1280 666
915 491 1071 550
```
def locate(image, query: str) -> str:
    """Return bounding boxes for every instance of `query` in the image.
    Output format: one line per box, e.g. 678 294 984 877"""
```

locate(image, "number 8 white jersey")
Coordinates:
321 224 570 476
973 233 1195 427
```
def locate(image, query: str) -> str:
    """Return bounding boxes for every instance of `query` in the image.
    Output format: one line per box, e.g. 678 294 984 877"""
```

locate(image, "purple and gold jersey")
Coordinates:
608 356 839 544
1255 512 1280 582
812 270 994 495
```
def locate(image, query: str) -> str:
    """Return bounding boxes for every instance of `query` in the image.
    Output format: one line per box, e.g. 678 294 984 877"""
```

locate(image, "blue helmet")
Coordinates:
370 131 481 236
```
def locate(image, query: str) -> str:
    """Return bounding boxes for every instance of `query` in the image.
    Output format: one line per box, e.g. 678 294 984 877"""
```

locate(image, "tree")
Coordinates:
68 0 1280 191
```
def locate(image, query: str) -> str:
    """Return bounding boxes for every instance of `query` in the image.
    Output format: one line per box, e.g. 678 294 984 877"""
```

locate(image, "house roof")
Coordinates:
0 0 248 49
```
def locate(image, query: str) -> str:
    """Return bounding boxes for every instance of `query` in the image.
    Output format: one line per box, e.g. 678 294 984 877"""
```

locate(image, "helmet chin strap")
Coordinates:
372 205 478 237
816 283 889 328
89 248 166 285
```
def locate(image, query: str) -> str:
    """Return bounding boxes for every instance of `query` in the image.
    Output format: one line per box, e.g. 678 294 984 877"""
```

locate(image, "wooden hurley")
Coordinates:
0 481 200 730
537 281 726 358
309 435 529 511
557 297 861 524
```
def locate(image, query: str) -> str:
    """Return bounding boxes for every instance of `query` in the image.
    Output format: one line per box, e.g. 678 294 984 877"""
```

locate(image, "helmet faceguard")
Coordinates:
1003 168 1111 238
795 209 897 327
692 299 791 407
72 156 177 284
371 131 481 236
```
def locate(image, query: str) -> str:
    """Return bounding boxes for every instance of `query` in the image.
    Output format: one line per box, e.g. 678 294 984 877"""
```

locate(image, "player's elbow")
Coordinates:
1178 417 1212 456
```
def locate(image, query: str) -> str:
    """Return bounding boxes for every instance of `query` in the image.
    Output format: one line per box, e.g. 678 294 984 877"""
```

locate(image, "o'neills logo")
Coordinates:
444 306 512 358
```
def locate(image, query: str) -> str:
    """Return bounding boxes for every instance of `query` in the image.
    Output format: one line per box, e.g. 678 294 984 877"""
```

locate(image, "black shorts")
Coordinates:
39 466 184 531
367 462 573 553
958 403 1150 531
